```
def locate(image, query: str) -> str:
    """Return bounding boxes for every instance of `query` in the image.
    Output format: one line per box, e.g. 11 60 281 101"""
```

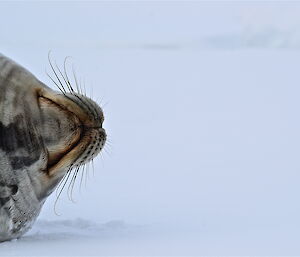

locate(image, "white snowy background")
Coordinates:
1 1 300 256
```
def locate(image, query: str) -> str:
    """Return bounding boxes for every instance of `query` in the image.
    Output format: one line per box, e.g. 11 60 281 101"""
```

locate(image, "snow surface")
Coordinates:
1 1 300 256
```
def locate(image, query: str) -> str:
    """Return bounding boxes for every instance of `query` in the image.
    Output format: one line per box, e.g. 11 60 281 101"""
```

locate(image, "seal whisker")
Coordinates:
98 150 105 168
66 169 75 201
90 83 94 102
54 167 73 215
103 145 112 157
72 65 81 95
83 77 87 97
91 158 95 177
71 166 80 201
67 166 78 202
78 77 83 95
48 52 68 94
63 57 76 94
79 164 86 192
46 70 66 95
55 170 70 197
54 60 100 121
56 166 72 196
105 138 113 148
54 62 73 95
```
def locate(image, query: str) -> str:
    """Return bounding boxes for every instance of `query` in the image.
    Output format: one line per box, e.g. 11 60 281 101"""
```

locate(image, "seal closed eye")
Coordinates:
0 53 107 242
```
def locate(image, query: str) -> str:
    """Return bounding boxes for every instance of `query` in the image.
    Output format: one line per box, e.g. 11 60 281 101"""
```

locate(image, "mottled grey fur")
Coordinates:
0 54 53 241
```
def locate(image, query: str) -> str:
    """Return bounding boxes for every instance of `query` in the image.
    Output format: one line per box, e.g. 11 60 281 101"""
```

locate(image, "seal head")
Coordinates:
0 54 106 241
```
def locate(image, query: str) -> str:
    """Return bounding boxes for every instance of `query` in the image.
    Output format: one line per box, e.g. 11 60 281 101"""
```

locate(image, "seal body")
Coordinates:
0 54 106 241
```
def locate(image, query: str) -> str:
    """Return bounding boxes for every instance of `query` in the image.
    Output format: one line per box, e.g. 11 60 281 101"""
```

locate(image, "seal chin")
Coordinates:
37 88 106 178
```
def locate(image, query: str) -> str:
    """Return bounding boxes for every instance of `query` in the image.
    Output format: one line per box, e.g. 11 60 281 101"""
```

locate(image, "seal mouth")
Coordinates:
37 88 106 177
38 95 82 172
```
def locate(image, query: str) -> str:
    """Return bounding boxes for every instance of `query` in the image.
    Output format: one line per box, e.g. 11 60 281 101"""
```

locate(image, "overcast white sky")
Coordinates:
2 2 300 49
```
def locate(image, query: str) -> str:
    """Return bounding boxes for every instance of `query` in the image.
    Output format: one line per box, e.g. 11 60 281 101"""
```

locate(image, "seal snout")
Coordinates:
37 89 106 177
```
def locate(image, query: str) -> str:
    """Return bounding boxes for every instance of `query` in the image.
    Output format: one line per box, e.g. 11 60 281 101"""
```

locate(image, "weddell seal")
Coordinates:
0 53 106 242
